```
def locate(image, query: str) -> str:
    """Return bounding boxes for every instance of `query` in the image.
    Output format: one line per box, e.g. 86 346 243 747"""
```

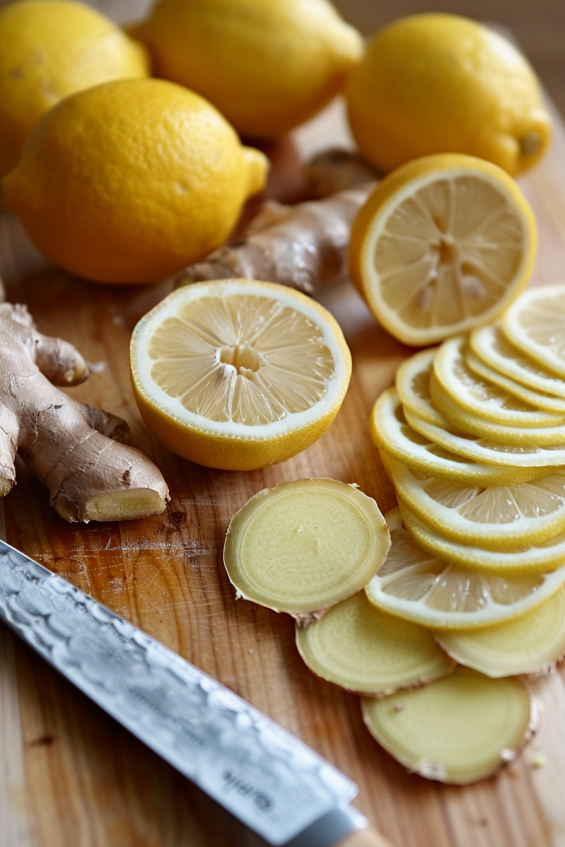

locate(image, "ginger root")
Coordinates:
0 303 169 522
177 182 375 295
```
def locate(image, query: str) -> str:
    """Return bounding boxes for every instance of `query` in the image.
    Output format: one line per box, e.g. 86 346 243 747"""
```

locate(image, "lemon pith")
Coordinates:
349 154 536 346
131 280 352 470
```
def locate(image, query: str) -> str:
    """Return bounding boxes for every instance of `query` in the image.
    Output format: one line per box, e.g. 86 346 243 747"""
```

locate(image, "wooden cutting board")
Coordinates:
2 41 565 847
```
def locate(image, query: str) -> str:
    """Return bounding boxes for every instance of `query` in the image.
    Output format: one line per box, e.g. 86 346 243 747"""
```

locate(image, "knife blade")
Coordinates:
0 537 392 847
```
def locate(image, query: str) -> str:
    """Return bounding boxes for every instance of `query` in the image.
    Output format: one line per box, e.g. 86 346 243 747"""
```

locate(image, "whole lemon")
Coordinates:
0 0 150 178
0 78 268 284
133 0 363 138
346 14 551 176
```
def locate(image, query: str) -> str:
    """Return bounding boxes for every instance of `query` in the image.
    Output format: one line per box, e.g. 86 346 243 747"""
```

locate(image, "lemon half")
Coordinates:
131 280 352 470
349 154 536 346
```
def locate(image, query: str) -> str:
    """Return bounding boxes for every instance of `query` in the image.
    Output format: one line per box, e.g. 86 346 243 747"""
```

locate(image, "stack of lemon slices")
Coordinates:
224 284 565 785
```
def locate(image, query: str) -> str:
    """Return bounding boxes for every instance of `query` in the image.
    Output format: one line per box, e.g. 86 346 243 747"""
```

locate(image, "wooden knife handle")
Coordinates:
335 826 397 847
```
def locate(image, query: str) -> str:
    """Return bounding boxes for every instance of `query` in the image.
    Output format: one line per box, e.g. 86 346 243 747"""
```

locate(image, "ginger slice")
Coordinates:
223 479 390 620
362 666 539 784
0 303 169 522
296 592 455 695
437 587 565 678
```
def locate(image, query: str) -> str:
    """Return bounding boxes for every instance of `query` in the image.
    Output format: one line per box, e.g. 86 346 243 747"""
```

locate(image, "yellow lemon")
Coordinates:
346 14 551 176
0 0 149 178
1 79 268 284
133 0 363 137
130 279 352 470
348 154 536 346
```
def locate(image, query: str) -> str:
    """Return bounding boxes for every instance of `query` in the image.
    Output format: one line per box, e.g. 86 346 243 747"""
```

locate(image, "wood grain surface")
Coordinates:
2 12 565 847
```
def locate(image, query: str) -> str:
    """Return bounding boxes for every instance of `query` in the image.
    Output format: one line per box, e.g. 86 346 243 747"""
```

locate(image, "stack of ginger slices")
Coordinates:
224 285 565 785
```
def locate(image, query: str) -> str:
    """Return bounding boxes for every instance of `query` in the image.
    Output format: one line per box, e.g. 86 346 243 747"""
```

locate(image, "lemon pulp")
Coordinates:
148 294 334 424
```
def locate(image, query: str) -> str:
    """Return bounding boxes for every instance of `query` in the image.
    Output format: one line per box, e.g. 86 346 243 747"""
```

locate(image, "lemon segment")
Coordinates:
434 336 565 427
346 14 551 176
365 510 562 629
131 280 351 470
404 404 565 468
437 588 565 677
466 347 565 413
503 285 565 378
431 373 565 445
296 592 455 695
349 154 536 346
223 479 390 617
361 667 537 784
401 505 565 577
371 389 541 485
470 324 565 399
385 455 565 551
0 0 149 178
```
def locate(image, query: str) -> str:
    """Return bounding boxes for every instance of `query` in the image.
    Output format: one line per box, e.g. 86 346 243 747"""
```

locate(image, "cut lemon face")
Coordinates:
503 284 565 377
404 403 565 467
223 479 390 619
295 592 454 695
362 667 537 784
402 505 565 576
349 153 536 346
131 280 351 470
365 509 564 629
466 347 565 413
437 587 565 678
434 336 565 427
371 389 541 485
384 455 565 550
470 324 565 399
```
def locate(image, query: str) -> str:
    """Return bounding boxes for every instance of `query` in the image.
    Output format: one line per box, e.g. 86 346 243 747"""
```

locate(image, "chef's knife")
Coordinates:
0 538 394 847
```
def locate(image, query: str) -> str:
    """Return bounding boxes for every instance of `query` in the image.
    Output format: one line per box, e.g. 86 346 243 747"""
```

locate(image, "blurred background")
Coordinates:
332 0 565 116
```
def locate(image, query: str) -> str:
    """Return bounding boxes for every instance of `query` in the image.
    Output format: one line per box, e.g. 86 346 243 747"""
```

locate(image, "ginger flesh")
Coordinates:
0 303 169 522
223 478 390 620
362 666 538 784
296 592 455 695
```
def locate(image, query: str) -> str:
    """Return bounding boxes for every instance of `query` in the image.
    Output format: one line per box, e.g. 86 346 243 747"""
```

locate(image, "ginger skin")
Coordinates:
177 182 375 295
0 303 169 522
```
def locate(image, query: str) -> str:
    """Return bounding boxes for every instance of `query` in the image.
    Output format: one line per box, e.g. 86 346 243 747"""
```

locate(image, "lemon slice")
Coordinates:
431 373 565 445
466 347 565 413
365 509 562 629
470 324 565 399
433 336 565 427
384 454 565 550
295 592 455 695
361 667 538 784
437 588 565 677
348 153 536 346
401 504 565 577
395 348 444 425
223 479 390 619
371 389 540 485
131 279 352 470
503 285 565 377
404 402 565 467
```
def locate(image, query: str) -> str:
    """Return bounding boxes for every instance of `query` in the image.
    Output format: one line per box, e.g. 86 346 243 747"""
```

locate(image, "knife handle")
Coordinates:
337 827 397 847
